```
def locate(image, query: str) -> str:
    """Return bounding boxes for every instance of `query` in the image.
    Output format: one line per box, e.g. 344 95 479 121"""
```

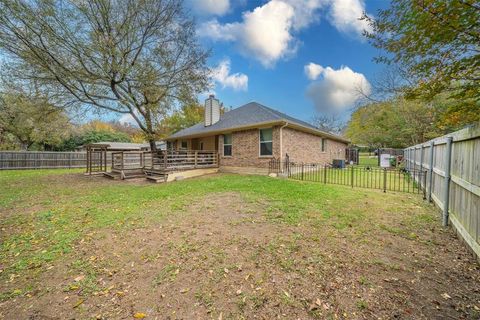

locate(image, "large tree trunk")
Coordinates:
149 139 157 152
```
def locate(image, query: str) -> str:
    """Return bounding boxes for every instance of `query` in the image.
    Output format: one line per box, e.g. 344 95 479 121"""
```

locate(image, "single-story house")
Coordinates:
166 95 349 174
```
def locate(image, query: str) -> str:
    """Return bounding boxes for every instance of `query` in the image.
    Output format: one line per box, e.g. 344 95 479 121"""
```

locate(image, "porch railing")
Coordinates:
151 150 218 170
111 150 218 171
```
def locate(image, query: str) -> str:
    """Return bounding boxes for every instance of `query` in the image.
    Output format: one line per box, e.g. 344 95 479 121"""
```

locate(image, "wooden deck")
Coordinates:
105 150 218 181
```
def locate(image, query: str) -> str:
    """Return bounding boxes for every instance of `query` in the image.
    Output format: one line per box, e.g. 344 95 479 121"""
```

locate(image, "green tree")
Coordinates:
0 0 210 151
0 92 71 150
58 130 132 151
364 0 480 105
159 103 204 137
345 98 442 148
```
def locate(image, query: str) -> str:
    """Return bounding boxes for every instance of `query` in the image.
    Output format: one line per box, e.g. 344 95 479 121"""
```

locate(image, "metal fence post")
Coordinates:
350 165 354 188
383 168 387 193
301 163 304 180
323 164 327 184
427 141 435 202
442 137 453 227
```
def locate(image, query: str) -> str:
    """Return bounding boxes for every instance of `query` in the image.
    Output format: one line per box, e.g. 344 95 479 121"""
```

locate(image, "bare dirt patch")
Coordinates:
1 185 479 319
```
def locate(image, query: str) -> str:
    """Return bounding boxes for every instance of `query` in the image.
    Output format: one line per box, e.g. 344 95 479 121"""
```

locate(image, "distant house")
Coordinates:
166 95 349 174
78 141 166 151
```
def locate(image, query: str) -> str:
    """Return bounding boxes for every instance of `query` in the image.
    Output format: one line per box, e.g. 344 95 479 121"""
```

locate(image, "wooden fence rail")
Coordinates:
404 123 480 257
0 151 112 170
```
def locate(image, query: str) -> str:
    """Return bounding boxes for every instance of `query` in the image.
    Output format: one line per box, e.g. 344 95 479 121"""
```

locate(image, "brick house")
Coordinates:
166 95 349 174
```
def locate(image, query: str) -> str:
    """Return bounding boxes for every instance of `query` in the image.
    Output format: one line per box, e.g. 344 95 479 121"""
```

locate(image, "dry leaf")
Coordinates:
74 275 85 282
441 293 451 300
73 299 84 308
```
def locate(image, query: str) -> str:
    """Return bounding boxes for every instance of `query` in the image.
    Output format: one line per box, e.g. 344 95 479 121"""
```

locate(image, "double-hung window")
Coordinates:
321 138 326 152
259 128 273 156
223 134 232 156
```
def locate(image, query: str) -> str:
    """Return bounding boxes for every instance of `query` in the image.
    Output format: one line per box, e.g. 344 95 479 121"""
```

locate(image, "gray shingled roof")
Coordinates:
168 102 348 142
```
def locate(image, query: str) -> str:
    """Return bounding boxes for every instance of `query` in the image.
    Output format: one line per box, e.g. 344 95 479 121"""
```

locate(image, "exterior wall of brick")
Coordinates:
169 125 347 171
218 126 280 168
282 127 347 164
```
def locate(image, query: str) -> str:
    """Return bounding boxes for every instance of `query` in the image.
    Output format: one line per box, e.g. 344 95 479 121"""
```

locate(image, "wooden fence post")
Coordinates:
427 141 434 202
194 151 198 168
442 137 453 227
419 144 424 189
323 164 327 183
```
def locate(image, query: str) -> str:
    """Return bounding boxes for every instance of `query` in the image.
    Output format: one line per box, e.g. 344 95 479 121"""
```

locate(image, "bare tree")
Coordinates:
354 65 418 104
311 114 346 135
0 0 210 150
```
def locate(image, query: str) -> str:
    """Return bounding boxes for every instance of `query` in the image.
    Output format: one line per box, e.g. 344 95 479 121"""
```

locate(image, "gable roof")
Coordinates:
167 102 349 143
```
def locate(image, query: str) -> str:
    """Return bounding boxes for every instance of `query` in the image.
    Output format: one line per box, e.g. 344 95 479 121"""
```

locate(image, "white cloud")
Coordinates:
304 62 324 80
198 0 372 67
188 0 230 16
328 0 372 36
305 64 370 112
199 0 324 67
283 0 327 30
212 59 248 91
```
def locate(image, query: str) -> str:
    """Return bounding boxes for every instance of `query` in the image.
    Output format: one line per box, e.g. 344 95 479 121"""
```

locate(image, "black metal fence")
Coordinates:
269 159 427 196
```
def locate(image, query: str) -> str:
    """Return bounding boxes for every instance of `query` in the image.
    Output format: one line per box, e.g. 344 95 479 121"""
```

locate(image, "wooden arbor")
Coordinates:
85 144 108 175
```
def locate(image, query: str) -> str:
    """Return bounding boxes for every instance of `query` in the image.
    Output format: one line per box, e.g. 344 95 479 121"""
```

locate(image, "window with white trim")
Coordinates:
181 141 188 150
259 128 273 156
223 134 232 156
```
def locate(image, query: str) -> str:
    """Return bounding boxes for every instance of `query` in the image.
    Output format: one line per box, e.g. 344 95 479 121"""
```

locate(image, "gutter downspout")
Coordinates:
279 121 289 172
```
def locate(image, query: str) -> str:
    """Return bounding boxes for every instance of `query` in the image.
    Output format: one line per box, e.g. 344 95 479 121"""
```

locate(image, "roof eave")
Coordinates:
167 120 350 144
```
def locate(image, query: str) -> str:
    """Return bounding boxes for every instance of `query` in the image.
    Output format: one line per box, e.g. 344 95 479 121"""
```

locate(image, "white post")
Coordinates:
442 137 453 227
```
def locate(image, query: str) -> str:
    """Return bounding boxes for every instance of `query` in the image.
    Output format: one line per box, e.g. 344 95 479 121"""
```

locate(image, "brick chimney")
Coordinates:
204 94 221 126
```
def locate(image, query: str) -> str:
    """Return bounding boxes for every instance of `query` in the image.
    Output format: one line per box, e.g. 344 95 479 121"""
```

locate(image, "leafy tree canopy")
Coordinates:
365 0 480 104
0 0 210 150
0 92 71 150
345 98 444 148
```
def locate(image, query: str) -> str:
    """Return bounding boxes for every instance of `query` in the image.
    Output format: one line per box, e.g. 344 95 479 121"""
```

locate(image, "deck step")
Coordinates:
146 175 167 183
123 173 147 179
103 172 121 180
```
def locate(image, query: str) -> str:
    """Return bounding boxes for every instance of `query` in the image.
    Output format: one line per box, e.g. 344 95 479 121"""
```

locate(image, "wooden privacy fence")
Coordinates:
0 151 88 169
404 123 480 257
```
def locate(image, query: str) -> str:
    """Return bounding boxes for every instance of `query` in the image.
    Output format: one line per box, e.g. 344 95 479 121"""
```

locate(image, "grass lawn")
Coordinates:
358 154 378 167
1 170 479 319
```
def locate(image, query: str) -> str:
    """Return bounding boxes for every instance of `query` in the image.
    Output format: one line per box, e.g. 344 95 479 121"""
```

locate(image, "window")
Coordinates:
181 141 188 150
223 134 232 156
200 142 204 150
259 128 273 156
321 138 326 152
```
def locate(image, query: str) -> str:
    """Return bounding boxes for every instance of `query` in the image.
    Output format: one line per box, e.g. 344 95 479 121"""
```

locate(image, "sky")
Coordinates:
185 0 390 123
114 0 389 125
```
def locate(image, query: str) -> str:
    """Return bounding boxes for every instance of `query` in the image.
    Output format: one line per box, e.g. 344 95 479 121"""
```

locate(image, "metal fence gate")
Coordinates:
269 159 427 196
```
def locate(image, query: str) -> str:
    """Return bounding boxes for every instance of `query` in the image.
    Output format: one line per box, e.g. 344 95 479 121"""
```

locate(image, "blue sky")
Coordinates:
181 0 390 124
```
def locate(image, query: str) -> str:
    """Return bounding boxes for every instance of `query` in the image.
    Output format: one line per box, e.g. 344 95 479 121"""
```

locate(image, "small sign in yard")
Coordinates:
380 154 391 168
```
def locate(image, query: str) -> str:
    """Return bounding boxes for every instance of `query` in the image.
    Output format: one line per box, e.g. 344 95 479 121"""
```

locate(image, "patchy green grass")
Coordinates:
1 169 479 319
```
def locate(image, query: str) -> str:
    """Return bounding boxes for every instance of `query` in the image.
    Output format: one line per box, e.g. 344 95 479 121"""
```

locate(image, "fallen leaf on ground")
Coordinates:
441 293 451 300
133 312 146 319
